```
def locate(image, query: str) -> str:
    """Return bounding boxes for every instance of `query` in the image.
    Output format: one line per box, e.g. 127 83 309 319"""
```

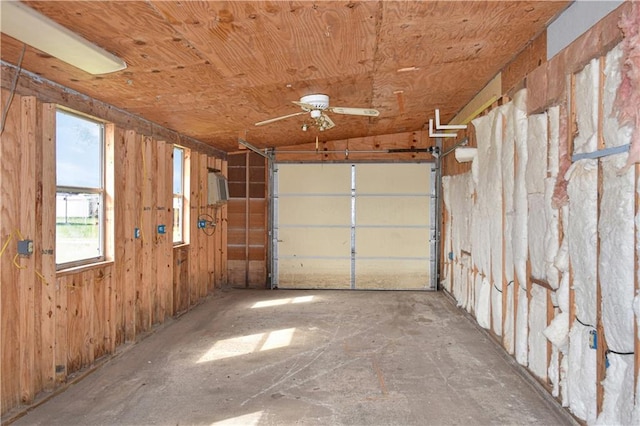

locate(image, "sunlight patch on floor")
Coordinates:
251 295 315 308
197 328 296 363
210 410 264 426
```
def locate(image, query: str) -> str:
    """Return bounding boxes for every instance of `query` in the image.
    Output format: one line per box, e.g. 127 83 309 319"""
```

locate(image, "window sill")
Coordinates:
173 243 190 249
56 259 115 277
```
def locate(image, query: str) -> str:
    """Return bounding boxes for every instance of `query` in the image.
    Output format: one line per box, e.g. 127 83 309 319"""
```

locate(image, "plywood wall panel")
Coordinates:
138 137 154 332
173 246 189 315
18 96 38 404
164 143 175 316
155 141 168 324
198 153 209 298
0 89 20 411
188 152 200 306
220 160 229 286
39 103 56 392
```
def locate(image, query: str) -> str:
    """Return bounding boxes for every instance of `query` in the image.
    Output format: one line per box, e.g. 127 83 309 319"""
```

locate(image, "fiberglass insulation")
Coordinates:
528 285 548 380
565 160 598 422
442 173 474 309
490 108 505 336
471 112 493 330
511 89 529 366
595 44 636 426
442 177 453 292
502 101 516 354
614 2 640 173
573 58 600 155
512 90 529 292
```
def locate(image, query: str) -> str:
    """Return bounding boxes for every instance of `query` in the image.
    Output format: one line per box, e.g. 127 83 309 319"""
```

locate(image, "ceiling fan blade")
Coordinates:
329 106 380 117
255 111 306 126
321 113 335 130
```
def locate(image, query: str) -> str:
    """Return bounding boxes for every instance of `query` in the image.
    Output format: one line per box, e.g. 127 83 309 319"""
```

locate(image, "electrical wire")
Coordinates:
575 317 596 329
0 44 27 136
198 213 216 236
606 349 634 356
0 234 13 259
493 280 513 293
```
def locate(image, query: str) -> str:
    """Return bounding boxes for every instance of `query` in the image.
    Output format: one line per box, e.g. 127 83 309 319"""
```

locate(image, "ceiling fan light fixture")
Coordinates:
1 0 127 74
300 94 330 110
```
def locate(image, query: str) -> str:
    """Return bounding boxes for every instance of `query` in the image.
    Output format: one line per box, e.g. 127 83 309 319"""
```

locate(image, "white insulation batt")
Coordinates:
596 44 636 426
568 321 598 423
442 177 453 292
512 90 529 293
512 89 529 366
574 58 600 154
490 109 505 336
528 285 548 380
566 159 598 422
527 113 548 280
442 41 640 421
442 173 474 309
502 101 516 354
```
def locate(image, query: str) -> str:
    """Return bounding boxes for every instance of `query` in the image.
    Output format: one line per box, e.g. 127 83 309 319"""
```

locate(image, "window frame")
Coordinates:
173 145 186 244
55 108 106 270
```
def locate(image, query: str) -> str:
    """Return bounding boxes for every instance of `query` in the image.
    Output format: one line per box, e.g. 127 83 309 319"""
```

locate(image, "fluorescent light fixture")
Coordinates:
1 0 126 74
397 66 419 73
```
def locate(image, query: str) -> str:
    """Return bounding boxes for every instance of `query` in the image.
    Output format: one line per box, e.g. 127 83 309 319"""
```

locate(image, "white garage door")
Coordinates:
273 163 436 290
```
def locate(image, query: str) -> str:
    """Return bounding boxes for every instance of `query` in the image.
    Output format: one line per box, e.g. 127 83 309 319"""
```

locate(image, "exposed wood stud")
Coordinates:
595 56 606 416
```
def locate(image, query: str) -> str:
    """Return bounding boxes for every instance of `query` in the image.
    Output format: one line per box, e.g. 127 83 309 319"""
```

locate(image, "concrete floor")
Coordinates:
15 289 573 426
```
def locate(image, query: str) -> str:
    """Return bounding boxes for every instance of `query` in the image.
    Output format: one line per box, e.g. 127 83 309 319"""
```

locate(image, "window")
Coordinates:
56 109 104 267
173 146 185 243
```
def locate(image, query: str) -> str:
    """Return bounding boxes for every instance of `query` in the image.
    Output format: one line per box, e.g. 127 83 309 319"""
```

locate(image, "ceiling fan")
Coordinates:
255 94 380 131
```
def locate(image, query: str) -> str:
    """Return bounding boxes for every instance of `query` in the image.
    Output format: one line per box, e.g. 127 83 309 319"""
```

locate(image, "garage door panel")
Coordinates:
278 196 351 226
356 259 430 289
275 163 435 290
356 164 430 193
278 227 351 257
278 258 351 289
278 164 351 194
356 196 430 225
356 228 430 258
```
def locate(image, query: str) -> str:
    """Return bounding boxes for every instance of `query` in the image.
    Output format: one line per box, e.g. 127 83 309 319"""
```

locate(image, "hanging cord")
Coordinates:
0 44 27 135
493 280 513 293
606 349 634 356
198 213 217 236
575 316 596 329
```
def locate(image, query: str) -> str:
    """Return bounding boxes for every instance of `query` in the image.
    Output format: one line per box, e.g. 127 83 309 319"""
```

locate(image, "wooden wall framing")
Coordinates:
0 78 227 418
227 151 267 288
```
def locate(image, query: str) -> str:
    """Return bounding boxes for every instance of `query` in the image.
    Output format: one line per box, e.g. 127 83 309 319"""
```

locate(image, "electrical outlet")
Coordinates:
17 240 33 255
589 329 597 349
134 228 141 239
157 225 166 234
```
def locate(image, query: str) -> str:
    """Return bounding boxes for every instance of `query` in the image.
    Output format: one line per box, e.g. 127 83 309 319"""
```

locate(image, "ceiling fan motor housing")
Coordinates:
300 94 330 110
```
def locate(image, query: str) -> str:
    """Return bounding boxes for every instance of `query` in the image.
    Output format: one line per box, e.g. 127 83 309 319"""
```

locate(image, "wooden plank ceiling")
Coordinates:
0 1 569 152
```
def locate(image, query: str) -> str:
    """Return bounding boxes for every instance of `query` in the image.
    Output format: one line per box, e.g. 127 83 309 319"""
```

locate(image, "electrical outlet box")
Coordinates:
589 330 597 349
134 228 141 239
197 219 207 229
18 240 33 255
157 225 166 234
